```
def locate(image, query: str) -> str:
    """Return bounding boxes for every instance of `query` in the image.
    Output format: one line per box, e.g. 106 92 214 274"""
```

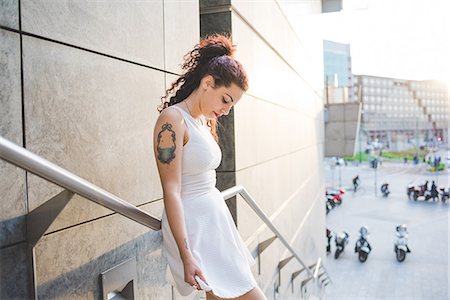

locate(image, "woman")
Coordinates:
153 34 266 300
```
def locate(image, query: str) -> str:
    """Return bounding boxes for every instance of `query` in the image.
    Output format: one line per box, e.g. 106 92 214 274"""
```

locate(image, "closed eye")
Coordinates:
222 97 229 104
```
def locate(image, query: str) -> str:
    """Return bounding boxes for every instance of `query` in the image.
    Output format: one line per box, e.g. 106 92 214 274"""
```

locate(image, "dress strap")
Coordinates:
168 105 192 123
169 105 205 128
169 105 186 116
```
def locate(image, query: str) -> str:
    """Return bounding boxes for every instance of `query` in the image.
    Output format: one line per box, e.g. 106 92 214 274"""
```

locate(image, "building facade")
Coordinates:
357 75 449 151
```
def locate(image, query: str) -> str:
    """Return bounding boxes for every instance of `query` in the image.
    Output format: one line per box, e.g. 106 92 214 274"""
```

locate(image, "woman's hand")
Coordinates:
183 256 208 290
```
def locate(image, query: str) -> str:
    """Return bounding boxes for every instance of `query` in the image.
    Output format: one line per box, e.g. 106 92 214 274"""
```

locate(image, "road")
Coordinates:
323 160 449 300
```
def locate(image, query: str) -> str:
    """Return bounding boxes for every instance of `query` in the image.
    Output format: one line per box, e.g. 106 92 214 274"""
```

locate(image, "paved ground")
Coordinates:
322 158 449 300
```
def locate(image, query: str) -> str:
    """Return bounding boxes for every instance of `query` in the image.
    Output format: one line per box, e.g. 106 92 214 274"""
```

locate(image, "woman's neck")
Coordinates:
184 90 202 119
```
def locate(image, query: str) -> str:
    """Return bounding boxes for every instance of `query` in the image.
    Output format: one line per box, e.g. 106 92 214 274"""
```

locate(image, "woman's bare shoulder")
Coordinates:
156 106 184 124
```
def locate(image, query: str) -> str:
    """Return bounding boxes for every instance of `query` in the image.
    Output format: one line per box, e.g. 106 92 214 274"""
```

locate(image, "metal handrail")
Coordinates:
222 185 332 283
0 136 161 231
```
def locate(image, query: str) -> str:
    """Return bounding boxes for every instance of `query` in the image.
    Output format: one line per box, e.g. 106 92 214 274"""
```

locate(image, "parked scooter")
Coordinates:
334 231 349 259
354 226 372 262
440 187 450 203
381 183 390 197
352 175 360 192
326 188 345 205
407 182 432 201
394 224 411 262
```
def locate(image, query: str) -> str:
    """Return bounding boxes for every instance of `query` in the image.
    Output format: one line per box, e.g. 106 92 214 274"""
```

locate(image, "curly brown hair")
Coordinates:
159 34 248 141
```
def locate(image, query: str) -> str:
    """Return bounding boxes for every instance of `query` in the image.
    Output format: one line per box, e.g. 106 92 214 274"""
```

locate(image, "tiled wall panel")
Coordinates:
23 36 164 232
35 201 166 299
0 29 26 247
21 0 165 69
0 0 19 29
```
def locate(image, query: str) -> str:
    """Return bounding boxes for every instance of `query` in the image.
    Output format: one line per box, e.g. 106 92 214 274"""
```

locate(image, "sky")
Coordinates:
280 0 450 82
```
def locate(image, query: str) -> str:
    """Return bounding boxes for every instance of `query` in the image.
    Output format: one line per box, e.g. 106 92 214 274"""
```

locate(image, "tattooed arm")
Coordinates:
153 108 207 287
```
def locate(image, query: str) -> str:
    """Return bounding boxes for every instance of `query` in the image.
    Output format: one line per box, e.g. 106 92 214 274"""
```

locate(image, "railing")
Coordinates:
0 135 331 299
222 185 332 296
0 136 161 231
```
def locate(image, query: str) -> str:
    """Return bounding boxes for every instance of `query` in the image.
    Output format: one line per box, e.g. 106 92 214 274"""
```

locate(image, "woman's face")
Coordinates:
200 76 244 120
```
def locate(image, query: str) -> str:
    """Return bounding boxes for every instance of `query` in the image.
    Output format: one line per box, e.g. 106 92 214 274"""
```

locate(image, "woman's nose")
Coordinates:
222 106 231 116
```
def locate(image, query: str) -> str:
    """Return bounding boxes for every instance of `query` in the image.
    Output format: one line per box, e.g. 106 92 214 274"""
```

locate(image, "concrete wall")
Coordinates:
0 1 200 299
202 0 327 299
325 102 361 157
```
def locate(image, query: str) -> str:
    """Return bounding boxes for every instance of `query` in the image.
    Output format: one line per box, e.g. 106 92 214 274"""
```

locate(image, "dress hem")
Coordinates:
207 282 258 299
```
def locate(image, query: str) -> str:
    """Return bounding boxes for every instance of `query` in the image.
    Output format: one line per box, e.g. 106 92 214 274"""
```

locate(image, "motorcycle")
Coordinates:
334 231 349 259
354 226 371 262
407 183 432 201
381 183 390 197
394 224 411 262
326 188 345 205
440 187 449 203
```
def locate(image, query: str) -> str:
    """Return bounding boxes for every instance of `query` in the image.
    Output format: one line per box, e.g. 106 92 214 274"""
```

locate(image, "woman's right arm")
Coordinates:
153 108 207 288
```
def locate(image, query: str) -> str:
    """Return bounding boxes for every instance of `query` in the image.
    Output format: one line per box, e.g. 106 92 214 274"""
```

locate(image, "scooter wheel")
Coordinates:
358 252 368 262
334 249 342 259
396 249 406 262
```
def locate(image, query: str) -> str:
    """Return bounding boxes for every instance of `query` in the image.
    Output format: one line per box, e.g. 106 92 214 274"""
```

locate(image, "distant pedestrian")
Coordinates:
431 181 438 201
326 228 332 254
424 180 429 191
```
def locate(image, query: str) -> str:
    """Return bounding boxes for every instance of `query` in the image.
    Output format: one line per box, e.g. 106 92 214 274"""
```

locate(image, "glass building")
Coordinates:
356 75 449 150
323 40 356 103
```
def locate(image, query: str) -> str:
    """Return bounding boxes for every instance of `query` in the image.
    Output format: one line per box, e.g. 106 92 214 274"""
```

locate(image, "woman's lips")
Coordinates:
214 112 221 118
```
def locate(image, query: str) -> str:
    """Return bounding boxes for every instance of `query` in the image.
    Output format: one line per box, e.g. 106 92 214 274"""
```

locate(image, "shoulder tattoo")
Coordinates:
157 123 176 164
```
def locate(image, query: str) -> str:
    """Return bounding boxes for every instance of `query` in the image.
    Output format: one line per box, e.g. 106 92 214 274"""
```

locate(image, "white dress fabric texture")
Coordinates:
161 105 257 298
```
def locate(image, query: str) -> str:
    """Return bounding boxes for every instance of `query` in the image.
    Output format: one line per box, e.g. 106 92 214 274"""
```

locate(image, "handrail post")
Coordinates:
256 236 277 274
313 257 321 279
276 255 294 290
28 245 37 300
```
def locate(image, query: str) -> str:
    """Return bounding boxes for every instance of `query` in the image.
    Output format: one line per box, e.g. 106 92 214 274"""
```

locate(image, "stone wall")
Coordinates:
0 1 199 298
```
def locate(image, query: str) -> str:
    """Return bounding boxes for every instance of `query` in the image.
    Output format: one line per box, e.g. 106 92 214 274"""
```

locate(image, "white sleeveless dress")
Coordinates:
161 105 257 298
